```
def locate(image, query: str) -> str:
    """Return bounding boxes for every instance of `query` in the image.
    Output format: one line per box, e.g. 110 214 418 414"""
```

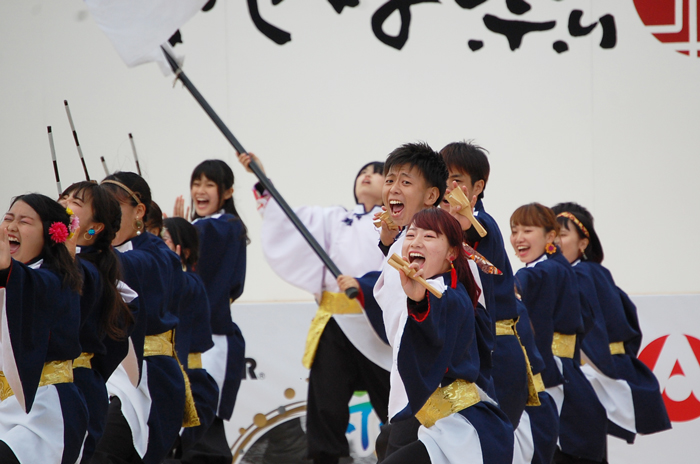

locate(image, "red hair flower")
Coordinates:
48 222 69 244
545 242 557 255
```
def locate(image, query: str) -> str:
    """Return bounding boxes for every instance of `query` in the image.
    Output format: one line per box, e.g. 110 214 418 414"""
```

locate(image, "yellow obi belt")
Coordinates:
188 353 203 369
609 342 625 355
552 332 576 359
144 330 175 357
302 291 363 369
73 352 94 369
415 379 480 428
0 360 74 401
144 330 200 428
497 318 542 406
496 319 516 336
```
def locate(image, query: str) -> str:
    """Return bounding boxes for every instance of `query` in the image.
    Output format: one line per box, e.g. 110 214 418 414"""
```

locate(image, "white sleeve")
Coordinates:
260 198 348 296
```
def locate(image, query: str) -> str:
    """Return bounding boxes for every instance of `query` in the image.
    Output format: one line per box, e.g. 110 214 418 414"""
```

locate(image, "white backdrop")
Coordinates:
1 1 699 303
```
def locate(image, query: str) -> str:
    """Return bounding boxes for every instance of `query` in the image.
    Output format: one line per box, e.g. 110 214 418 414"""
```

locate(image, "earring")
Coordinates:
545 242 557 255
83 228 96 241
450 260 457 289
582 250 588 260
134 218 144 235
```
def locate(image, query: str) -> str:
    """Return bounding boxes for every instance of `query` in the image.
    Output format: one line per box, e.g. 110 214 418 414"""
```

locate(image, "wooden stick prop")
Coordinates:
387 254 443 298
160 47 359 300
445 187 487 237
47 126 62 196
373 210 399 230
128 133 142 176
64 100 91 181
463 243 502 275
100 156 110 176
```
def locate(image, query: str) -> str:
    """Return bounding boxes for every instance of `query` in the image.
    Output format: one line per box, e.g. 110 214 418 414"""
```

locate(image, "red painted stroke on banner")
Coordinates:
633 0 700 56
639 334 700 422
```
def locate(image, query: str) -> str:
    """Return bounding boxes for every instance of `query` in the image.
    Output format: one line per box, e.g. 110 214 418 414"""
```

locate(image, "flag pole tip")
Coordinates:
47 126 52 133
63 100 68 105
129 133 133 139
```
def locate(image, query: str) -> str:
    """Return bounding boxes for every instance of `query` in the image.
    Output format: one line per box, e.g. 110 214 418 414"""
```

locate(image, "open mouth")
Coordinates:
195 198 210 210
389 200 404 216
408 251 425 268
8 236 19 254
516 245 530 257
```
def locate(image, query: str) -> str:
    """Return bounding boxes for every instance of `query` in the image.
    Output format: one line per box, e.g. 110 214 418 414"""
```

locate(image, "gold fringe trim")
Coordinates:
144 330 200 427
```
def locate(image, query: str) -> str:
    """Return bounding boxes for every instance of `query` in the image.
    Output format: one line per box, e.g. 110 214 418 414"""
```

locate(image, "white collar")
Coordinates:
28 259 44 270
192 209 224 224
115 241 134 253
526 253 548 268
572 259 581 267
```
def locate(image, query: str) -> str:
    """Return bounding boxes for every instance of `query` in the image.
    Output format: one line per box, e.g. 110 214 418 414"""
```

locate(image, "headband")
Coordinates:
101 180 143 206
557 212 590 238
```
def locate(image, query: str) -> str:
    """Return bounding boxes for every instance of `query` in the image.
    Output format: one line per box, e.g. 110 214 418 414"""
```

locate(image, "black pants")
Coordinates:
306 318 390 463
382 439 430 464
91 397 144 464
376 417 421 462
170 417 232 464
0 441 20 464
554 447 608 464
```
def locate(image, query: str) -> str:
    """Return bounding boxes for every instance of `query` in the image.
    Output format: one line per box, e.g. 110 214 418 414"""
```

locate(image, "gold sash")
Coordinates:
188 353 203 369
609 342 625 355
499 318 541 406
552 332 576 359
532 373 545 393
0 360 74 401
73 352 94 369
415 379 481 428
302 291 363 369
495 319 516 336
144 330 200 427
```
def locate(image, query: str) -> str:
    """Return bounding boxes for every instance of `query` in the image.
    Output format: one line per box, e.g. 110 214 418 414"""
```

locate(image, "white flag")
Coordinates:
85 0 208 72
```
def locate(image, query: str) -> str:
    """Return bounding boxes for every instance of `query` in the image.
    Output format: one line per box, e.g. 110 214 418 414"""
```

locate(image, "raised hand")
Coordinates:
0 227 10 270
172 195 190 220
337 275 360 293
398 256 426 302
375 206 401 246
444 181 477 232
237 152 265 175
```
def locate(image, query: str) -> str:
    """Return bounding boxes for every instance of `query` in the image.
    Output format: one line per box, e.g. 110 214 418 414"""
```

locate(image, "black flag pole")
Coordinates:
47 126 62 196
160 47 359 299
64 100 91 181
128 133 142 176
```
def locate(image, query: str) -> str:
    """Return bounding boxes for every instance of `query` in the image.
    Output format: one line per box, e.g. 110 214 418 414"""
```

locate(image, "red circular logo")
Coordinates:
633 0 700 56
639 334 700 422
